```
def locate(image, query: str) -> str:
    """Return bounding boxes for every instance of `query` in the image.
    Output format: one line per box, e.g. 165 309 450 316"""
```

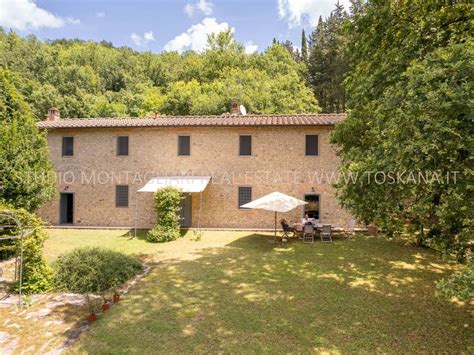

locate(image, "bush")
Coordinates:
146 186 182 243
0 204 53 293
436 262 474 302
54 247 142 294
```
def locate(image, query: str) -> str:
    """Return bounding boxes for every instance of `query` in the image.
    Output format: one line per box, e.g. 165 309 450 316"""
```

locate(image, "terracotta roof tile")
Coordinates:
37 113 346 129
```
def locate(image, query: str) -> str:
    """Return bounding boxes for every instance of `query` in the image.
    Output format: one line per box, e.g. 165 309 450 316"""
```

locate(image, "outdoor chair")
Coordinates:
280 221 293 240
321 224 332 242
303 224 315 243
345 219 356 239
295 224 304 239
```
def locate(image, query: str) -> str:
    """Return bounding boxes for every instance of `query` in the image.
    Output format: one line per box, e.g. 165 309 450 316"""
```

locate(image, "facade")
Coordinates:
37 107 353 229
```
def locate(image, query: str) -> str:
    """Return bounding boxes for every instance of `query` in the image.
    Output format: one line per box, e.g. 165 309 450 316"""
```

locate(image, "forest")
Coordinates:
0 2 350 119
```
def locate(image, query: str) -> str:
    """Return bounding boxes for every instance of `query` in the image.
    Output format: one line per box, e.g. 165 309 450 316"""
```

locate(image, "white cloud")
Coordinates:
0 0 80 30
244 41 258 54
184 4 195 17
144 31 155 41
164 17 232 53
96 12 105 18
130 31 155 46
277 0 350 28
196 0 213 15
184 0 213 17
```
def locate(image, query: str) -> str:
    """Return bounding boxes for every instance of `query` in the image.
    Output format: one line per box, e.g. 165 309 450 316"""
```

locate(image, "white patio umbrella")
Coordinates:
240 191 308 240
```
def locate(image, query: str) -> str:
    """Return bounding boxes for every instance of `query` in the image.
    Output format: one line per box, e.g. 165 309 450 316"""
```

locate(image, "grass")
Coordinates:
38 229 472 353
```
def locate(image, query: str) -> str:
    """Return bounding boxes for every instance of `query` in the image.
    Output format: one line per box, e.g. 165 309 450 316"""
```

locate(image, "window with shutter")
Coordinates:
239 135 252 156
117 136 129 156
62 137 74 156
178 136 190 156
305 135 319 156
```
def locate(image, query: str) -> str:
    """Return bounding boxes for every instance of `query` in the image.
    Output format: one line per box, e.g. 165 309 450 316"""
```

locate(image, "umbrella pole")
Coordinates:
274 211 277 241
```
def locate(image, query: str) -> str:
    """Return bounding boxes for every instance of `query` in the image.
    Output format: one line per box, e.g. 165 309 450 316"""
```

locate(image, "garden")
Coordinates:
1 226 473 353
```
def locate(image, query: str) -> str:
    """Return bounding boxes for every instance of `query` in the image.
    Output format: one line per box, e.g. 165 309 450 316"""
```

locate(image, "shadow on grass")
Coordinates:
117 228 192 242
74 233 473 353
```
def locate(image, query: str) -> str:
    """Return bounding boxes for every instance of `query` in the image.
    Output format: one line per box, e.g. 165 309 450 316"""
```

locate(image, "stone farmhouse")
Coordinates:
37 103 353 229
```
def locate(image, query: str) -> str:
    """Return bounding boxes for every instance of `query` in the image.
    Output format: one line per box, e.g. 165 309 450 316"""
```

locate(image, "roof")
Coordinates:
37 113 345 129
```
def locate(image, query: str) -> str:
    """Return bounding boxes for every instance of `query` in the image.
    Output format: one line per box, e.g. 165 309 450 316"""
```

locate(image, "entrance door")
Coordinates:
60 193 74 224
304 193 320 220
179 193 192 227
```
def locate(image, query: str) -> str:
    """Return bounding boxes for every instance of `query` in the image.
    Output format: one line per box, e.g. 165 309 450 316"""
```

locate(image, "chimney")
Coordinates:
46 107 60 121
154 111 160 118
230 99 240 115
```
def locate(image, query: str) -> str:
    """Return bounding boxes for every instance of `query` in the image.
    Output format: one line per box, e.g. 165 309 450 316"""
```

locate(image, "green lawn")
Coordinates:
44 230 473 353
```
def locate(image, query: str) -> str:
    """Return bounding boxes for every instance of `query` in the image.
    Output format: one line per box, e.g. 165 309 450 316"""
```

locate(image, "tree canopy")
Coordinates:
331 0 473 261
0 29 318 118
0 67 56 211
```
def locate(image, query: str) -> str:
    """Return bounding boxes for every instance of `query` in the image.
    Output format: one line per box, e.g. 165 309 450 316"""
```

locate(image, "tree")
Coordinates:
331 1 472 262
301 29 308 63
308 2 348 113
0 68 56 211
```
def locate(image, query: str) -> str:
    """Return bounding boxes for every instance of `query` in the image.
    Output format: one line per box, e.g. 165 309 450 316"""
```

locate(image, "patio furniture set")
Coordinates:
280 218 356 243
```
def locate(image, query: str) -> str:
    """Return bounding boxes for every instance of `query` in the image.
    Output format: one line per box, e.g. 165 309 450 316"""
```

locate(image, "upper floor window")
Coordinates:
305 135 319 156
238 187 252 209
178 135 190 156
62 137 74 156
239 135 252 156
117 136 129 156
115 185 129 207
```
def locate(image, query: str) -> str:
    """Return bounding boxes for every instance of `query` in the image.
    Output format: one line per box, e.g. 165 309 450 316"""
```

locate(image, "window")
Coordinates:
305 135 319 156
62 137 74 156
239 135 252 156
238 187 252 209
178 135 190 156
115 185 129 207
117 136 129 156
304 194 320 219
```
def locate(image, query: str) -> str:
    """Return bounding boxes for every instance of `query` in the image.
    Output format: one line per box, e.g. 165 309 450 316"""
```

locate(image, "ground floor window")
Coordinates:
238 187 252 208
115 185 129 207
304 193 320 219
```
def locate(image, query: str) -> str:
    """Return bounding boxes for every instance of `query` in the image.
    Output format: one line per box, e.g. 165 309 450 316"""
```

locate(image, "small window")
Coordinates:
239 135 252 156
62 137 74 156
178 136 190 156
117 136 129 156
305 135 319 156
238 187 252 209
115 185 129 207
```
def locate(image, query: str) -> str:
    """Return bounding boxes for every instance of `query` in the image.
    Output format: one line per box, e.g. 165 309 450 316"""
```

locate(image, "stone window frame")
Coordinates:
62 136 74 157
116 136 129 156
238 134 252 157
115 185 129 208
177 135 191 156
305 134 320 157
238 186 252 209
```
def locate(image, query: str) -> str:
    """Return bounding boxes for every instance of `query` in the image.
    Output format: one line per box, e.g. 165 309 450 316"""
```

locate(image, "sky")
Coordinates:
0 0 351 53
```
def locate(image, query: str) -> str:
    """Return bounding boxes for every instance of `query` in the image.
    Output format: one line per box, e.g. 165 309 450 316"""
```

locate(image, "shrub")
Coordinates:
436 262 474 302
0 204 53 293
54 247 142 294
146 186 182 243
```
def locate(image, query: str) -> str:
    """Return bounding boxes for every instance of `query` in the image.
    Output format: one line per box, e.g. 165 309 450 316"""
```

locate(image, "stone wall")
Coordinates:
37 125 354 229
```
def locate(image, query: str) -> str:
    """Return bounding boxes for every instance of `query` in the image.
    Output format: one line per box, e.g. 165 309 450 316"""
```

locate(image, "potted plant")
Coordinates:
101 292 110 311
86 294 98 322
113 291 120 303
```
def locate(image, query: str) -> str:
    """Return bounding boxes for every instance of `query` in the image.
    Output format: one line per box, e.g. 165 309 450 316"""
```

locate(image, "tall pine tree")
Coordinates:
301 29 308 63
308 3 348 113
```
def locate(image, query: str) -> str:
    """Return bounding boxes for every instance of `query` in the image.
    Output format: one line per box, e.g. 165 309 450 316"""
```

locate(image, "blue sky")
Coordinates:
0 0 350 53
